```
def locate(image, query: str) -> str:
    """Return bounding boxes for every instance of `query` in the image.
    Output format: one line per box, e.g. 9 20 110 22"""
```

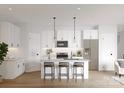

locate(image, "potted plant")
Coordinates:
0 42 8 83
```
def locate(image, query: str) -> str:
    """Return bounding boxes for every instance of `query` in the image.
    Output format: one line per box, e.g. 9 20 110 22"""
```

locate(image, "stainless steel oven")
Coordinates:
56 52 68 59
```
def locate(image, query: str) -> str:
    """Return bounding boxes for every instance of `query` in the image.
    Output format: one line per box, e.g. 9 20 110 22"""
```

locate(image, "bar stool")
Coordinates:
44 62 55 80
59 62 69 80
73 62 84 81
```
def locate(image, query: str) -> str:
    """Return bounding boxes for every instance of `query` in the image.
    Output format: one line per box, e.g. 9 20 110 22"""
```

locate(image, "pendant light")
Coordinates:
73 17 76 42
53 17 56 40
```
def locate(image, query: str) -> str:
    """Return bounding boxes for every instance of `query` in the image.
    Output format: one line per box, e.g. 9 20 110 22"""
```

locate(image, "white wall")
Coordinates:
99 25 117 71
19 24 39 59
117 31 124 59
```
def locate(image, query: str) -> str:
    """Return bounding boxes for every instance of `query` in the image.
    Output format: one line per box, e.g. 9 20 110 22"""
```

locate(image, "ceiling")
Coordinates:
0 4 124 30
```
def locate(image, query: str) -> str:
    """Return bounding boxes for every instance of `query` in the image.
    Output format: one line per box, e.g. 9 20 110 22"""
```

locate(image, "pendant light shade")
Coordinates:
53 17 56 40
73 17 76 42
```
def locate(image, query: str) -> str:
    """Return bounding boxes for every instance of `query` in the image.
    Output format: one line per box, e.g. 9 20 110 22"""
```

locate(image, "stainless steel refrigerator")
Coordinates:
83 39 98 71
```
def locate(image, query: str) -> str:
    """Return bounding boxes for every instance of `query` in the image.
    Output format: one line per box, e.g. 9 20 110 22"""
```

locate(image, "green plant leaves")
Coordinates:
0 42 8 65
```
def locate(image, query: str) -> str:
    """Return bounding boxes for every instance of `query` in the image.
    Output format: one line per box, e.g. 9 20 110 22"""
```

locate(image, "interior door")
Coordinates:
100 33 116 70
28 33 41 61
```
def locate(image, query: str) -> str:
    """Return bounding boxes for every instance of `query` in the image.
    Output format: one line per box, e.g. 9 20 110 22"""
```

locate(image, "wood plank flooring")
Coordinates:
0 71 124 88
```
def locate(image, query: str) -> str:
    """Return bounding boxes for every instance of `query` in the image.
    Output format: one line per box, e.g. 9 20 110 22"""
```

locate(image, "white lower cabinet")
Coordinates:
3 59 25 79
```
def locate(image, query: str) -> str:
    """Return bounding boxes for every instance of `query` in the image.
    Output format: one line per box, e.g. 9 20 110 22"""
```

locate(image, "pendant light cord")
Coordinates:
53 17 56 40
73 17 76 40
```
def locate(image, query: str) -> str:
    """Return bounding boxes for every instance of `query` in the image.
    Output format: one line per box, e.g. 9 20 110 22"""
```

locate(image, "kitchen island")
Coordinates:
41 59 90 79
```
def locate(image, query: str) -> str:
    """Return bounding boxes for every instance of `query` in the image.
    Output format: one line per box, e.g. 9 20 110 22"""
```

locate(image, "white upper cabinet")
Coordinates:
0 22 21 48
83 30 91 39
57 30 69 41
91 30 98 39
83 30 98 39
41 31 54 48
40 30 81 49
57 30 81 48
14 26 21 47
0 22 11 46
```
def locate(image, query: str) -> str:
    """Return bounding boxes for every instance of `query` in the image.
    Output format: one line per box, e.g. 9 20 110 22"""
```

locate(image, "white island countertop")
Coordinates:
41 59 90 79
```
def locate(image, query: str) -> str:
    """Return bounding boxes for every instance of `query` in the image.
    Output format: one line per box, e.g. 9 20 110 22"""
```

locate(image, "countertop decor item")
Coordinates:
77 50 82 57
0 42 8 83
46 49 53 59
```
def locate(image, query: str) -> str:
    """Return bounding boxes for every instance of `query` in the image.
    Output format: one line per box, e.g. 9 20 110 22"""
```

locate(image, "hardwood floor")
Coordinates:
0 71 124 88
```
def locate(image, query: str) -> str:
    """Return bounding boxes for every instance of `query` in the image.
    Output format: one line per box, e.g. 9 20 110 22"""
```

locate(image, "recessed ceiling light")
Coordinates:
8 8 12 11
77 8 81 10
48 23 51 25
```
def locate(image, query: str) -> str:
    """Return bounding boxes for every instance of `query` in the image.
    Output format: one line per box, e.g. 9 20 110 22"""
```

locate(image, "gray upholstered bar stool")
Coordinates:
44 62 55 80
73 62 84 81
59 62 69 80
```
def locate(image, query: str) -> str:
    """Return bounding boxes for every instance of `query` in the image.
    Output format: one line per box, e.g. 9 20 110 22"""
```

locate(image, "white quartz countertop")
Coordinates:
41 59 90 62
4 58 25 61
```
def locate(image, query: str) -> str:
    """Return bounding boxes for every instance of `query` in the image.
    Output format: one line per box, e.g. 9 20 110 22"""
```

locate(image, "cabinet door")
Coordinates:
83 30 98 39
57 30 69 41
41 31 54 48
0 22 21 48
74 30 81 48
4 61 17 79
91 30 98 39
22 62 25 73
17 27 21 47
10 23 16 47
0 22 12 47
83 30 91 39
57 30 63 40
14 26 21 47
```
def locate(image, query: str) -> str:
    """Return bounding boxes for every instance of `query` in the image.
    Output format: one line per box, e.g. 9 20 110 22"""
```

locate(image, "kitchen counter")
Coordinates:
41 59 90 79
4 58 25 61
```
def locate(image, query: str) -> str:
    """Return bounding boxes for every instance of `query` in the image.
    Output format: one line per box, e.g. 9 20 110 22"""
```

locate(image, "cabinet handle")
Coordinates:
23 63 25 66
11 43 13 47
17 44 19 47
18 64 19 68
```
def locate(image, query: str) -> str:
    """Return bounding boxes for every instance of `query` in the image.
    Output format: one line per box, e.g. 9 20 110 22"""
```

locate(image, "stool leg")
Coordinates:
51 67 53 80
59 67 61 81
53 67 55 79
76 67 77 81
44 67 45 80
68 67 69 80
73 66 74 79
67 67 69 80
82 67 84 80
53 66 55 80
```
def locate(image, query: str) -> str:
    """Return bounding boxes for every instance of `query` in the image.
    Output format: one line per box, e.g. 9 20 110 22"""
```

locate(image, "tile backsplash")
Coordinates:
6 48 22 59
